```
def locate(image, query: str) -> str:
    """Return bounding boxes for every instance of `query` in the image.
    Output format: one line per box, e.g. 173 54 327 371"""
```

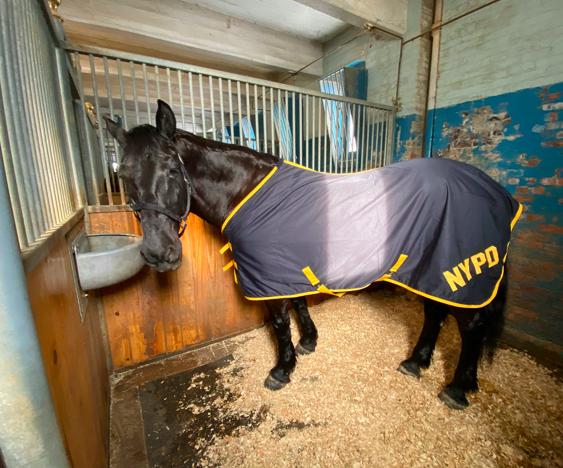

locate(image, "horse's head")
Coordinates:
105 100 188 272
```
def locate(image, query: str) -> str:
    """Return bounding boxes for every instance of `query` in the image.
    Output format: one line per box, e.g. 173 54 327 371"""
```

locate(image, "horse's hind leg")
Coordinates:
438 308 486 410
290 297 318 355
264 299 296 391
438 271 507 410
398 298 449 379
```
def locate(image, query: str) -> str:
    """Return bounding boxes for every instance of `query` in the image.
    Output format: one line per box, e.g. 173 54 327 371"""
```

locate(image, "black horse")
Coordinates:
105 100 507 410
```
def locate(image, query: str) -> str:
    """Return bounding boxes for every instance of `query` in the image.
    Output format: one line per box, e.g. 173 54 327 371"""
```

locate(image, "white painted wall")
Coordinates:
437 0 563 108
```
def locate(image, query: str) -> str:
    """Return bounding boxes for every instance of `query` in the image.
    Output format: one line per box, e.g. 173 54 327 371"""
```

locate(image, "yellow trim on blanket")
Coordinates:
223 260 234 271
511 203 523 230
283 160 380 175
221 166 278 233
220 242 231 254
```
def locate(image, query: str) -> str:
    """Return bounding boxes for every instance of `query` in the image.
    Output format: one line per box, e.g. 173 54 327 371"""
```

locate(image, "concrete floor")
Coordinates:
109 334 249 468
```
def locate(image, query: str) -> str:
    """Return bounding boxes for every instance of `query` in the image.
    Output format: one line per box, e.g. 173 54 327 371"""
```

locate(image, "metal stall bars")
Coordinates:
66 43 395 207
0 0 87 253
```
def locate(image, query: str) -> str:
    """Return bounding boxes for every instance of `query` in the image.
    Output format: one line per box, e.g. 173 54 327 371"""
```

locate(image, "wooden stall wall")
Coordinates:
26 222 110 468
89 208 266 369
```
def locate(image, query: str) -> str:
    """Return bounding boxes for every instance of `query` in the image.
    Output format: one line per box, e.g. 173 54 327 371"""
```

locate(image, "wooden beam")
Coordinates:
60 0 324 76
292 0 407 37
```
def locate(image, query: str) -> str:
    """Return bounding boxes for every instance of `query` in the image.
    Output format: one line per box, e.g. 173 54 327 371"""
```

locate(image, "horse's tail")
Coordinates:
482 264 508 363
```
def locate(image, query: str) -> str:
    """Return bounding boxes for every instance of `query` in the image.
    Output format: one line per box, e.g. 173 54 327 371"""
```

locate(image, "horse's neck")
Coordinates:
176 133 278 228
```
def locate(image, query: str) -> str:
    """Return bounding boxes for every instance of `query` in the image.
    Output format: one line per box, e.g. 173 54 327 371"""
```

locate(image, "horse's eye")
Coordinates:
169 168 179 175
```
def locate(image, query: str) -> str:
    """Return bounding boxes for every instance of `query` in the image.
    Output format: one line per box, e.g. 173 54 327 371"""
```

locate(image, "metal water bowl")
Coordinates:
73 230 144 290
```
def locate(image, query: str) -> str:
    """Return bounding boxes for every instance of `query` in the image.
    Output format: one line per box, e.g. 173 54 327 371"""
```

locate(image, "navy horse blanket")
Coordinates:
221 157 521 308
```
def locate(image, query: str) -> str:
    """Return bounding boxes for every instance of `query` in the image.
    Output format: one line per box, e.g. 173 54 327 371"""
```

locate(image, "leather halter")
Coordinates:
129 153 193 238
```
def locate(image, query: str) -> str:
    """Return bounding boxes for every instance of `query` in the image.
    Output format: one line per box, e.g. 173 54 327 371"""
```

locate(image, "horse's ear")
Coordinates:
104 117 126 146
156 99 176 140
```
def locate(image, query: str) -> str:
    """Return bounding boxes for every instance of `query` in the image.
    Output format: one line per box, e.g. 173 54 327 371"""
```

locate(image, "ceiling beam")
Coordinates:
292 0 407 37
60 0 324 77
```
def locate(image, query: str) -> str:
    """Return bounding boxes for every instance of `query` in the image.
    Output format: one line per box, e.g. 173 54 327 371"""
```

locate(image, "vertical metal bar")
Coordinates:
284 90 289 160
357 106 364 172
317 96 322 170
228 79 234 144
375 109 381 168
361 106 368 172
166 67 173 110
90 55 112 204
199 74 206 138
387 110 395 166
178 70 186 130
188 72 196 134
291 92 296 162
245 82 251 148
324 101 328 173
305 94 309 167
368 108 375 169
262 86 267 153
105 57 126 204
298 93 302 165
209 76 216 141
219 78 226 142
142 63 152 125
117 60 128 130
272 88 277 156
275 89 281 157
75 52 100 205
155 65 161 100
254 84 259 151
237 82 243 146
311 96 316 169
336 101 349 173
130 62 140 126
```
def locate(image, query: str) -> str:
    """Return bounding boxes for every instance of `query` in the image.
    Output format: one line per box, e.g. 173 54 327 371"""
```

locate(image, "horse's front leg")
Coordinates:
290 297 318 355
264 299 296 391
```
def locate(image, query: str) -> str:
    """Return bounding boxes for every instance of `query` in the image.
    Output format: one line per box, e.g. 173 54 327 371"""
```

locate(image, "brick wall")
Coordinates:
427 0 563 362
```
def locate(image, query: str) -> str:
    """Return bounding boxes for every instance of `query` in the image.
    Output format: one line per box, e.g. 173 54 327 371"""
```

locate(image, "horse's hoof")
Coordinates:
264 374 288 391
397 360 421 379
296 341 316 355
438 388 469 410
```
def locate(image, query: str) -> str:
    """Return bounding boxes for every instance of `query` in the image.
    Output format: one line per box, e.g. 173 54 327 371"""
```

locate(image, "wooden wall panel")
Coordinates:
26 227 109 468
89 210 266 369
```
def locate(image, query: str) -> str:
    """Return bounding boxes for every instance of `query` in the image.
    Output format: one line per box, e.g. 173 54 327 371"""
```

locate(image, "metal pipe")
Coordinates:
75 52 100 205
237 82 243 146
54 18 86 210
199 74 206 137
228 79 234 144
245 83 251 148
178 70 185 130
89 54 112 204
105 57 126 204
130 62 140 126
142 63 151 125
262 85 267 153
155 65 161 100
189 72 196 134
254 84 259 151
0 135 70 468
209 76 216 141
218 78 225 141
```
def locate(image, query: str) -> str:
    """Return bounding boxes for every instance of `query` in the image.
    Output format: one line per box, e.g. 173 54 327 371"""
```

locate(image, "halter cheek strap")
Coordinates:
130 153 193 238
